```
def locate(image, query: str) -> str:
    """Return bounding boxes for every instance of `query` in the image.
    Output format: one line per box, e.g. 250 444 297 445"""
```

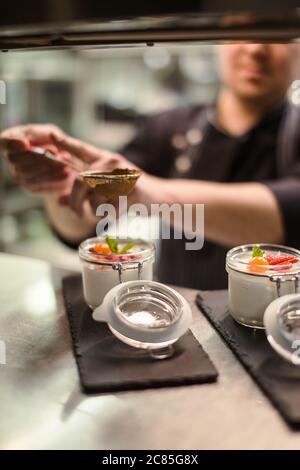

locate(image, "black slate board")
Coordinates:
196 289 300 428
62 275 218 394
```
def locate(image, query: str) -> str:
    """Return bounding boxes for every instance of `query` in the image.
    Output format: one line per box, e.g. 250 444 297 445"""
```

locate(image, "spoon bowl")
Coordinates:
81 168 142 198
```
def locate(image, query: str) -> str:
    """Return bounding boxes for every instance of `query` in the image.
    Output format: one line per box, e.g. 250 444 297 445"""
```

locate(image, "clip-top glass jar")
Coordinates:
226 244 300 328
79 237 155 309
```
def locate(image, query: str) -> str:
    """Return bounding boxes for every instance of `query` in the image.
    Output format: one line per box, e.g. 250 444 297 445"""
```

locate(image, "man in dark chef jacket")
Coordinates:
2 43 300 289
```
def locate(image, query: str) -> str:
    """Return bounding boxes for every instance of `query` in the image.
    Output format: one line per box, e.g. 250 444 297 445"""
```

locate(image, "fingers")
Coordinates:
13 169 70 194
61 152 132 214
0 123 66 162
8 150 69 175
58 193 71 205
67 178 91 215
51 133 113 165
86 153 125 173
20 168 75 194
8 147 78 172
15 167 70 185
1 124 64 150
24 123 65 146
24 180 72 193
66 177 114 215
0 136 30 154
59 174 121 216
88 191 112 214
2 124 128 170
5 143 82 197
7 148 73 195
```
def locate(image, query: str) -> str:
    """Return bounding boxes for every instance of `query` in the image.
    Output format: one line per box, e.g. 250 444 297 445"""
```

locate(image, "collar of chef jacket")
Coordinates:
195 100 298 178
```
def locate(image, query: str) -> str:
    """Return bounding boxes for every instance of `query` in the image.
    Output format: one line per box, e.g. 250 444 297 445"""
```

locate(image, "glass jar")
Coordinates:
79 237 155 309
226 244 300 328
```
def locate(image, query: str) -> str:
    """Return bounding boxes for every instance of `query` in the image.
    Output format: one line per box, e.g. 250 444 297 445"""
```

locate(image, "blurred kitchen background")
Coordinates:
0 45 220 270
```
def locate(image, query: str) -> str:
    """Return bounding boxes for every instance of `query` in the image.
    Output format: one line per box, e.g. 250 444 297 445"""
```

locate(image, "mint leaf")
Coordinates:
252 245 264 257
106 236 119 254
105 236 136 254
119 242 135 254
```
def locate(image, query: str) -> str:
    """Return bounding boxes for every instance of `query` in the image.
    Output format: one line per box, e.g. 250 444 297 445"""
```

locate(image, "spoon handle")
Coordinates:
30 146 83 173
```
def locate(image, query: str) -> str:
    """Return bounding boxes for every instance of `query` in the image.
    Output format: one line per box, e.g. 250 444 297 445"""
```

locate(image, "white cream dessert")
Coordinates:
226 244 300 328
79 237 155 309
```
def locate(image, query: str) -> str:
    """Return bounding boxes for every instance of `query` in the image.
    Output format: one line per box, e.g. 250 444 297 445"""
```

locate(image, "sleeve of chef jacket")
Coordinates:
264 161 300 250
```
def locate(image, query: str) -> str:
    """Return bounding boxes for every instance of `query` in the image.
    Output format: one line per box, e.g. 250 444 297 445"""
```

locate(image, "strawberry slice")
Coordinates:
265 253 298 265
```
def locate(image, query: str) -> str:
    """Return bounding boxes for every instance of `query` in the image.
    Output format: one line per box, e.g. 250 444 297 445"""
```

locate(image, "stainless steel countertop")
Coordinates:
0 252 299 450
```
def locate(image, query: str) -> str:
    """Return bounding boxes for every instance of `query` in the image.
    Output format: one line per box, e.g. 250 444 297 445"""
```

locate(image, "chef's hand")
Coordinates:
52 133 148 215
0 124 77 193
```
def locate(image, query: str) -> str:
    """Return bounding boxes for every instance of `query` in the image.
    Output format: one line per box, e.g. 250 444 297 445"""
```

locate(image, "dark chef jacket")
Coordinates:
121 101 300 290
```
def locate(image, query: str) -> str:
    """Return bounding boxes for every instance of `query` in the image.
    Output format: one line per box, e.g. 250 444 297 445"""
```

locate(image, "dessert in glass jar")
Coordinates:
79 236 155 309
226 244 300 328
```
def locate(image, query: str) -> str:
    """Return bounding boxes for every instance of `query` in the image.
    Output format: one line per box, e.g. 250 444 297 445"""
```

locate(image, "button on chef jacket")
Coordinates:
121 102 300 290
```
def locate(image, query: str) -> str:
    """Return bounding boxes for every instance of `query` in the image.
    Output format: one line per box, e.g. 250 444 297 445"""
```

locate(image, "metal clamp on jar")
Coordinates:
269 273 300 298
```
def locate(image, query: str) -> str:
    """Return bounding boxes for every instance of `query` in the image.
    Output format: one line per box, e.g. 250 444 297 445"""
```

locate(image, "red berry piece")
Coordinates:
265 253 298 265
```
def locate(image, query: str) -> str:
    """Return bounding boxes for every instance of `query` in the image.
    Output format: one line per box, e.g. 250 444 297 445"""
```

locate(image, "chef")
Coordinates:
2 43 300 289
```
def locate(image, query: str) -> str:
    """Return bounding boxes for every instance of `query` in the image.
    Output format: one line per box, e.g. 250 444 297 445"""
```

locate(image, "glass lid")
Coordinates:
264 294 300 365
113 283 183 331
277 297 300 344
93 280 193 346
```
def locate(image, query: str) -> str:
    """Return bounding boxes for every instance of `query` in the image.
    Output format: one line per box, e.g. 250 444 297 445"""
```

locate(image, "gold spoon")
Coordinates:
81 168 142 198
30 146 84 172
31 147 141 198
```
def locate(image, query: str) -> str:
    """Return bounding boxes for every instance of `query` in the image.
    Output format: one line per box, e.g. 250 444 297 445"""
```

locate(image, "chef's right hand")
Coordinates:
0 124 76 193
